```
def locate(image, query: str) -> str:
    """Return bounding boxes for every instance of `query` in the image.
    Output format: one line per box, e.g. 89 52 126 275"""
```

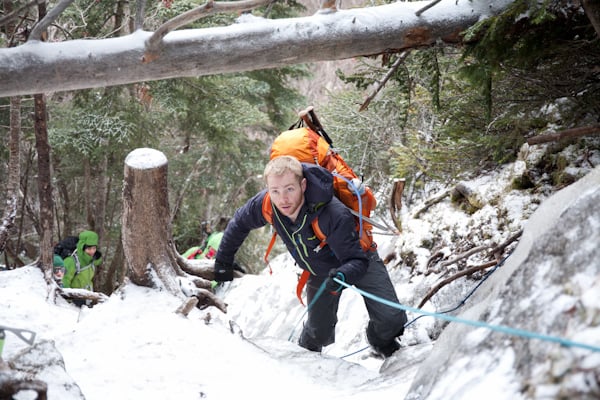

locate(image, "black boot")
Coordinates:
371 338 400 358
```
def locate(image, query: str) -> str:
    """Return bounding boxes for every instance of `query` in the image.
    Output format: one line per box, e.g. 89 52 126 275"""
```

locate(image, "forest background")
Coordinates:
1 0 599 296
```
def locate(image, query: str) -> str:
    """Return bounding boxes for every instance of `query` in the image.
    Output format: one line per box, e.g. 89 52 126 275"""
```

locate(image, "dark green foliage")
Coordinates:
335 0 600 190
148 70 305 253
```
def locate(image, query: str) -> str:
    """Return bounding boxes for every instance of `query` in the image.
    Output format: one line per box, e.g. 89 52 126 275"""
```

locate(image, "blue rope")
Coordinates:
339 256 506 358
288 278 328 342
405 257 503 328
334 276 600 353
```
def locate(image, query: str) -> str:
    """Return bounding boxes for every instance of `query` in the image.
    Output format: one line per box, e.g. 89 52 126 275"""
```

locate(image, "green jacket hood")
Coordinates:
78 230 99 249
76 230 99 263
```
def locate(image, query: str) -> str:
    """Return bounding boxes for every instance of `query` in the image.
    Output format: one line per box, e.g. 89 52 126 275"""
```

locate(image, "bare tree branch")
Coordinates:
419 230 523 307
143 0 273 62
359 51 409 112
175 296 199 316
526 125 600 146
439 244 489 269
418 260 497 308
28 0 76 41
411 188 450 219
59 288 110 305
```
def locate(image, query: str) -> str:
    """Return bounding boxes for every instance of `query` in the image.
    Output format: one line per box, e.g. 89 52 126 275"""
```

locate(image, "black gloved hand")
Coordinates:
325 269 346 295
214 260 234 282
93 250 102 261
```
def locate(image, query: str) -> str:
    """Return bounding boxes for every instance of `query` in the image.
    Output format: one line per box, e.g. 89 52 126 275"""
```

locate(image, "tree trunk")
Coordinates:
33 92 54 280
96 234 126 294
122 148 183 294
0 0 515 97
0 96 21 254
0 1 21 260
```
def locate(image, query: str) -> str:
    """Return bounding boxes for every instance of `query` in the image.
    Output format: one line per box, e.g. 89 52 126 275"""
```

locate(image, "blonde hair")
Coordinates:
264 156 303 184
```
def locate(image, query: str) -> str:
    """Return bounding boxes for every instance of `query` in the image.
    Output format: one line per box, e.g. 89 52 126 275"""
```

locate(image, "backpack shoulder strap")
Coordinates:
310 217 328 253
72 252 81 274
261 192 273 225
262 193 276 273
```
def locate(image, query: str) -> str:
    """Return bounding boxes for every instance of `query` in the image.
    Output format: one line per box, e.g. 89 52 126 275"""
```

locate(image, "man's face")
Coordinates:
267 171 306 222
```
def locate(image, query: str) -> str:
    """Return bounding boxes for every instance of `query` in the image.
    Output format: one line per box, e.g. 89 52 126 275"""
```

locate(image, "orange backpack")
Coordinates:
262 108 378 304
268 108 377 251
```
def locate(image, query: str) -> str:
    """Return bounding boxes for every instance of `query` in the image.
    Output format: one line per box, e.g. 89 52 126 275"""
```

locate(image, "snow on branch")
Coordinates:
0 0 515 97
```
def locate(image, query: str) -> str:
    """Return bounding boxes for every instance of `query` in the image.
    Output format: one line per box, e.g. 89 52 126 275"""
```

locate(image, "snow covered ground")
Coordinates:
1 142 599 399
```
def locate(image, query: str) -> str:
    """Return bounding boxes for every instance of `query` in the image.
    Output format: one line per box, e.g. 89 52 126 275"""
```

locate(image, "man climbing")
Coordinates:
214 156 407 358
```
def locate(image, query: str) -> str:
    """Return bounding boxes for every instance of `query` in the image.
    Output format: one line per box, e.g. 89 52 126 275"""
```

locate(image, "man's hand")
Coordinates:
325 269 346 295
214 260 234 282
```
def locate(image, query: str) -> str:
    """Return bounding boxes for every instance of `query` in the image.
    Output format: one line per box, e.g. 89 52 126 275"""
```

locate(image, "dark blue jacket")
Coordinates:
216 164 369 284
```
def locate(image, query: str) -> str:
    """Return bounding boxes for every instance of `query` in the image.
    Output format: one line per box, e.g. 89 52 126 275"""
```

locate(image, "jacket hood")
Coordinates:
77 230 99 254
302 163 334 207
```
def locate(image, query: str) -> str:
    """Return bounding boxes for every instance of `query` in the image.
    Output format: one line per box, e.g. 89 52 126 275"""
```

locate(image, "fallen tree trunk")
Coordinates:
0 0 514 97
526 125 600 145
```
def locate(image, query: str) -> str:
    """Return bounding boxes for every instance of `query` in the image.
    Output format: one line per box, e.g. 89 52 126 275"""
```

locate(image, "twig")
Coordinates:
359 51 409 112
415 0 442 17
489 229 522 258
176 296 199 316
411 188 450 219
143 0 273 62
439 244 489 269
418 230 523 307
194 288 228 313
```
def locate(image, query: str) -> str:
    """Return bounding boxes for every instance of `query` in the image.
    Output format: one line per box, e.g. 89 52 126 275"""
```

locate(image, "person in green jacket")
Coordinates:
63 230 102 291
182 218 229 260
53 254 66 287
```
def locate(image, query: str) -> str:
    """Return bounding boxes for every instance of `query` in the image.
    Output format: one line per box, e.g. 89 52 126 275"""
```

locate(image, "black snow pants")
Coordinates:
298 251 407 352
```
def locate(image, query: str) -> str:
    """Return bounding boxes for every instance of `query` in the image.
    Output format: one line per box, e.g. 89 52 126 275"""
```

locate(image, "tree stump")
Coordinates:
122 148 183 295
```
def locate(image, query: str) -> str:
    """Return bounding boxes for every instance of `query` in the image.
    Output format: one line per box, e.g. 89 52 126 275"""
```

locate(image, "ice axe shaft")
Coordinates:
298 106 334 146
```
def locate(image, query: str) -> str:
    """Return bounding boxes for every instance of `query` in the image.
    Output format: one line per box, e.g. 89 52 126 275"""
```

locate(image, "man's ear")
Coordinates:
300 177 307 192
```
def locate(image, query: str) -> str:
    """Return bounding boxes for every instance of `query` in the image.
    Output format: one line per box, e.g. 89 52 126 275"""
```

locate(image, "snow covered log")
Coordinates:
0 0 514 97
